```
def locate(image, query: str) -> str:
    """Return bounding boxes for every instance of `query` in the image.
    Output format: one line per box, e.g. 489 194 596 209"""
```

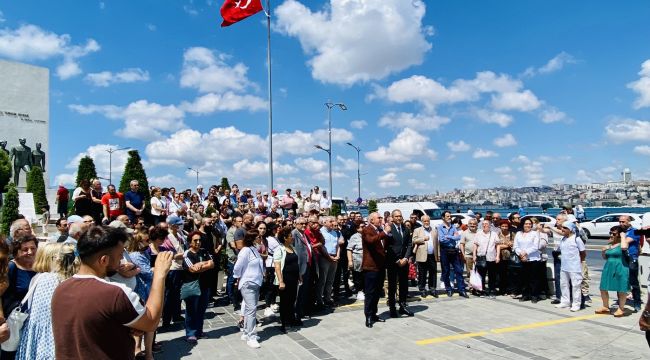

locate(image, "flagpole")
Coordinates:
266 0 274 193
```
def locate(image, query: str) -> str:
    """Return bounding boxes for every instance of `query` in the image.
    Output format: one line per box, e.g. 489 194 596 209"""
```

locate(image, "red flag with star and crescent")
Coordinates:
221 0 264 27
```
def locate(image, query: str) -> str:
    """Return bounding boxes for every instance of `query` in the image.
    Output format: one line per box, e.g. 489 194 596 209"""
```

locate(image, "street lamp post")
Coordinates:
346 142 361 201
324 101 347 201
188 167 199 186
105 147 130 185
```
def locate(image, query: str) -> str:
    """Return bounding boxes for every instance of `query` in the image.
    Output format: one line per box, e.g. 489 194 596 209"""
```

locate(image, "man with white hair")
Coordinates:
318 216 340 307
196 185 205 202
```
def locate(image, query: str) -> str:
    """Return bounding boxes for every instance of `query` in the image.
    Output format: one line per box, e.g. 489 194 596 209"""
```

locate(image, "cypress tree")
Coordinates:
0 150 10 195
220 177 230 191
119 150 150 204
0 183 19 236
368 199 378 214
76 156 98 187
26 167 48 214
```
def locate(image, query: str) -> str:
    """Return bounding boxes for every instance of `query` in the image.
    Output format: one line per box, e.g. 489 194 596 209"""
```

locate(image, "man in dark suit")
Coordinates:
386 210 414 317
362 212 389 328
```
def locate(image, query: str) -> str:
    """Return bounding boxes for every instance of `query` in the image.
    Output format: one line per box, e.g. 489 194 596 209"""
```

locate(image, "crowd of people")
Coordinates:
0 179 647 359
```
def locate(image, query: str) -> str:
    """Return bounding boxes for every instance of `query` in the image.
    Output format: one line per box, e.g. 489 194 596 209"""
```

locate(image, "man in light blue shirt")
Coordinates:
437 211 467 298
317 216 340 307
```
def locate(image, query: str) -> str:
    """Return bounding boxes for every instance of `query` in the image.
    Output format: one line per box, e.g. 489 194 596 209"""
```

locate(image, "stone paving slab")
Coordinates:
156 266 648 360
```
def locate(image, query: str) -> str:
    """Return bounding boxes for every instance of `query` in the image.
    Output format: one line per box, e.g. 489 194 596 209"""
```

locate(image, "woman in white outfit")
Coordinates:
233 230 265 348
555 221 586 312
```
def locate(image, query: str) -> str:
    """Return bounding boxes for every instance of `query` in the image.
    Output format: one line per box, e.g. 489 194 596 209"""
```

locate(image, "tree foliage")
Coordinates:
76 156 98 187
220 177 230 191
119 150 150 205
368 199 378 214
331 202 341 216
0 183 19 236
26 167 48 214
0 151 10 195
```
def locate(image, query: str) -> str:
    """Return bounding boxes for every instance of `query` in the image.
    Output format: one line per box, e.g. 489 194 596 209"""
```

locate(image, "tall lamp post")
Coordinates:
188 167 199 186
105 147 130 185
324 101 347 200
346 142 362 202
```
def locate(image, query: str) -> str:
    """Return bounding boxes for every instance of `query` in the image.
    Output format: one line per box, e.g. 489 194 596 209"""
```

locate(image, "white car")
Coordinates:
450 213 473 225
580 213 644 238
521 214 556 228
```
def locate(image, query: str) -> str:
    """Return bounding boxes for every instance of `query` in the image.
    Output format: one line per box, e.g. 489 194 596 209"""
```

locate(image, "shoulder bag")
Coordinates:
1 274 40 352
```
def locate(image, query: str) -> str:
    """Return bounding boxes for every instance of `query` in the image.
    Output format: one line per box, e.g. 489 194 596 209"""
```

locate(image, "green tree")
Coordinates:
26 167 48 214
0 182 19 236
220 177 230 191
119 150 150 204
331 202 341 216
368 199 378 214
76 156 98 187
0 150 10 195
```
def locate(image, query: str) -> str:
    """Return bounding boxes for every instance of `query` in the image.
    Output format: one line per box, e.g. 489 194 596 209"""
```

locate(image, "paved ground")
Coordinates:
155 253 649 360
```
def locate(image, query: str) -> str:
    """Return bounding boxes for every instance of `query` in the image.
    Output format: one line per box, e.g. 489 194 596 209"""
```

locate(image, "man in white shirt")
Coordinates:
320 191 332 215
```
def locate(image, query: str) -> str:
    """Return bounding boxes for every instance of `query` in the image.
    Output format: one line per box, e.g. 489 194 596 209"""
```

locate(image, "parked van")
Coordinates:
377 202 443 223
332 197 348 215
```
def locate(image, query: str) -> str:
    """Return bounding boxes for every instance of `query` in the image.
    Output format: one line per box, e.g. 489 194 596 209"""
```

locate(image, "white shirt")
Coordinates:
475 230 498 262
423 227 434 254
514 231 542 261
150 197 163 216
320 196 332 210
559 234 585 273
234 247 265 288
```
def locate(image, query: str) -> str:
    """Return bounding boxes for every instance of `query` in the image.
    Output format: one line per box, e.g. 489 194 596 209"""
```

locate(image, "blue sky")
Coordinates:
1 0 650 199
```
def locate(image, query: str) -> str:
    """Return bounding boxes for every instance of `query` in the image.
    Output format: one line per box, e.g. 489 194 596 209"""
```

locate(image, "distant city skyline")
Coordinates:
1 1 649 198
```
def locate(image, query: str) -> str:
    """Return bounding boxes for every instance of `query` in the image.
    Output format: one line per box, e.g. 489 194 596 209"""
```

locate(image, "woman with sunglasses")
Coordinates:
181 231 215 344
595 226 629 317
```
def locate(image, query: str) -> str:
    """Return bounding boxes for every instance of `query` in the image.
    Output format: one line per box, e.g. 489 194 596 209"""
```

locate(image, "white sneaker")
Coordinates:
241 333 248 341
555 303 570 309
263 307 274 318
356 292 365 301
570 306 580 312
271 304 280 313
247 338 261 349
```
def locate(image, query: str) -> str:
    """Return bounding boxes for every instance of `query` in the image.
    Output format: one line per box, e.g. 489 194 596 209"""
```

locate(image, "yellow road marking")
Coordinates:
416 332 488 345
416 314 606 345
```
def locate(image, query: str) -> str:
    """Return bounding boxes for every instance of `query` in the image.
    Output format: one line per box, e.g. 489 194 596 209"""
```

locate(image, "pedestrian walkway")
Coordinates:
155 264 647 359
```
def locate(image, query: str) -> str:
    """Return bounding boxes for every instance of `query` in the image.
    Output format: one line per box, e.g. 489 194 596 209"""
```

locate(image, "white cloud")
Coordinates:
232 159 296 179
274 0 432 85
149 174 183 187
628 59 650 109
349 120 367 129
62 143 132 186
146 23 157 31
336 156 357 171
512 156 545 185
377 173 400 188
85 68 150 87
0 24 99 79
274 128 354 157
490 90 541 111
462 176 477 188
183 5 199 16
294 157 328 173
493 133 517 147
605 118 650 142
475 109 513 127
494 166 512 174
70 100 185 140
447 140 471 152
472 148 498 159
378 112 450 131
180 47 255 94
404 163 425 171
634 145 650 156
180 92 266 115
523 51 578 77
366 128 437 163
512 155 530 163
576 169 592 183
407 178 427 190
540 107 568 123
312 171 347 181
53 173 76 187
0 11 5 23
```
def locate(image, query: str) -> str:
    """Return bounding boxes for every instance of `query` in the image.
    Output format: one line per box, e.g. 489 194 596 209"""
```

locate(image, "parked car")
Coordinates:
579 213 644 238
521 214 556 227
449 213 473 226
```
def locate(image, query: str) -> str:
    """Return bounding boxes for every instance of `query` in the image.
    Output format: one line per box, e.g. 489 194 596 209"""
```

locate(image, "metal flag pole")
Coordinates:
265 0 274 192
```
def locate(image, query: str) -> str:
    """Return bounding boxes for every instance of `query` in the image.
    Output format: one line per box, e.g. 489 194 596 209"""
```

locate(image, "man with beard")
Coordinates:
52 226 173 359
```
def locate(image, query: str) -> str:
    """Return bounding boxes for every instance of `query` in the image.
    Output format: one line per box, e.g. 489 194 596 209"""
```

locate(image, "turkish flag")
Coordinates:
221 0 264 27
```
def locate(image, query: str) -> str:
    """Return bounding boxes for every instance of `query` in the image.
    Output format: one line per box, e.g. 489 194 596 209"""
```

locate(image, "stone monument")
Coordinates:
0 60 49 189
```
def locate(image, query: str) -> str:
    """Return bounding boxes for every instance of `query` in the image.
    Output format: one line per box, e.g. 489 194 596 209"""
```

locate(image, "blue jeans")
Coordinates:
184 289 211 337
629 258 641 307
440 248 465 292
226 262 237 305
163 270 183 324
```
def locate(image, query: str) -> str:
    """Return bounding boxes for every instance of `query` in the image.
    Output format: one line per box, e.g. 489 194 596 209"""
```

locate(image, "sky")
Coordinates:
1 0 650 199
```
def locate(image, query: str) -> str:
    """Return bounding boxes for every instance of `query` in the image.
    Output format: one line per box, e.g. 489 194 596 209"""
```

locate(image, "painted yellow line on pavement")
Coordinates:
416 332 488 345
416 314 606 345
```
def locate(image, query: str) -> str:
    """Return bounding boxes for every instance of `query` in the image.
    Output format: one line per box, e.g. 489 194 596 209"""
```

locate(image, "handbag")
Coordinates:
509 251 522 266
469 266 483 291
1 275 40 352
180 280 201 300
408 262 417 280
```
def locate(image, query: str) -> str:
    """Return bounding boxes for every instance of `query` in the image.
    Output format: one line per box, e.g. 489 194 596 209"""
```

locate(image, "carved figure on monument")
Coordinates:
10 138 32 185
32 142 46 171
0 141 9 156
